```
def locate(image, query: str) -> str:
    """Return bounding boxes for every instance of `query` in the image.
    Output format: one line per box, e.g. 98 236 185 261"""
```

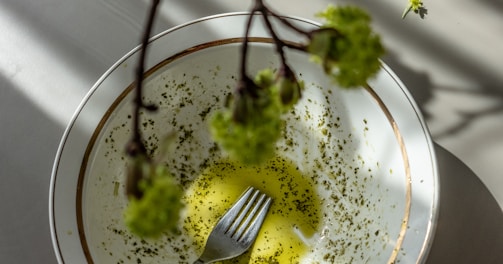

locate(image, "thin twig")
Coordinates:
128 0 160 158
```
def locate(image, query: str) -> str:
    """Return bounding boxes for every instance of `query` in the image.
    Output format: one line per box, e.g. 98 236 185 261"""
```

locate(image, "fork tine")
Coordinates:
195 187 272 264
215 187 254 232
232 193 266 239
227 188 260 235
238 196 272 243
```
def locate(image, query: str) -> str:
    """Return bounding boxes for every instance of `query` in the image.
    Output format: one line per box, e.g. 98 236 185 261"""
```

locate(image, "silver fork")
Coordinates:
193 186 273 264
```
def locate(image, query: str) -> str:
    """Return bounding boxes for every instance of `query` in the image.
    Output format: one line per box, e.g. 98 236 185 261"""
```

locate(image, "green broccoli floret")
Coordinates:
308 5 384 88
124 163 183 238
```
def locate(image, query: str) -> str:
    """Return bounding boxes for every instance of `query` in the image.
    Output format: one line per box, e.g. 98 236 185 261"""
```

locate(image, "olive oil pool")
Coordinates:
183 156 322 263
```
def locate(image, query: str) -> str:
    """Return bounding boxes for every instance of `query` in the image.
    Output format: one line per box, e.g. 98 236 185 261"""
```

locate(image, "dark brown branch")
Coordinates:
238 0 306 96
127 0 160 158
239 8 257 86
265 9 311 37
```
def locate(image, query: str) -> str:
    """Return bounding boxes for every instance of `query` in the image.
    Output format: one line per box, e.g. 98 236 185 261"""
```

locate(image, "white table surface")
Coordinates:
1 0 502 263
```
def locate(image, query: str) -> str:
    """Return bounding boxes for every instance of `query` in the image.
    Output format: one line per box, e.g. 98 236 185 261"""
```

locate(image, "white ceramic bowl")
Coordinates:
50 13 438 263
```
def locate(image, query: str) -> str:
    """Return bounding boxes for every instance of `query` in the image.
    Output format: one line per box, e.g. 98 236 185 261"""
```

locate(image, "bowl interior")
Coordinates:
80 42 407 263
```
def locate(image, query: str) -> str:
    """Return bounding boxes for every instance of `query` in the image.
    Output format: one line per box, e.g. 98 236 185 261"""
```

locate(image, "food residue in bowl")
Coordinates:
87 45 402 263
184 156 321 263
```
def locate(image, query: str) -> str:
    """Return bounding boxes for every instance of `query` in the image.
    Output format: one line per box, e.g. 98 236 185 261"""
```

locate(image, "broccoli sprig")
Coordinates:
210 68 302 164
124 155 183 238
309 5 385 88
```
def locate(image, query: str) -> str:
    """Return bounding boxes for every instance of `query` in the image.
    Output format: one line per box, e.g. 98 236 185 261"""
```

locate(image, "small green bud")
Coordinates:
277 66 303 107
232 91 251 124
126 154 149 199
307 28 340 63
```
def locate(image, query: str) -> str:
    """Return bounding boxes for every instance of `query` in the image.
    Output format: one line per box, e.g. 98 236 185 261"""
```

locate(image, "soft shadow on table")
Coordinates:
0 75 60 262
426 144 503 264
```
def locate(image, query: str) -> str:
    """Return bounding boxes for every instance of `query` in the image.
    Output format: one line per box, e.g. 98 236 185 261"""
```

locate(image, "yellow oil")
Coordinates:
183 156 321 263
